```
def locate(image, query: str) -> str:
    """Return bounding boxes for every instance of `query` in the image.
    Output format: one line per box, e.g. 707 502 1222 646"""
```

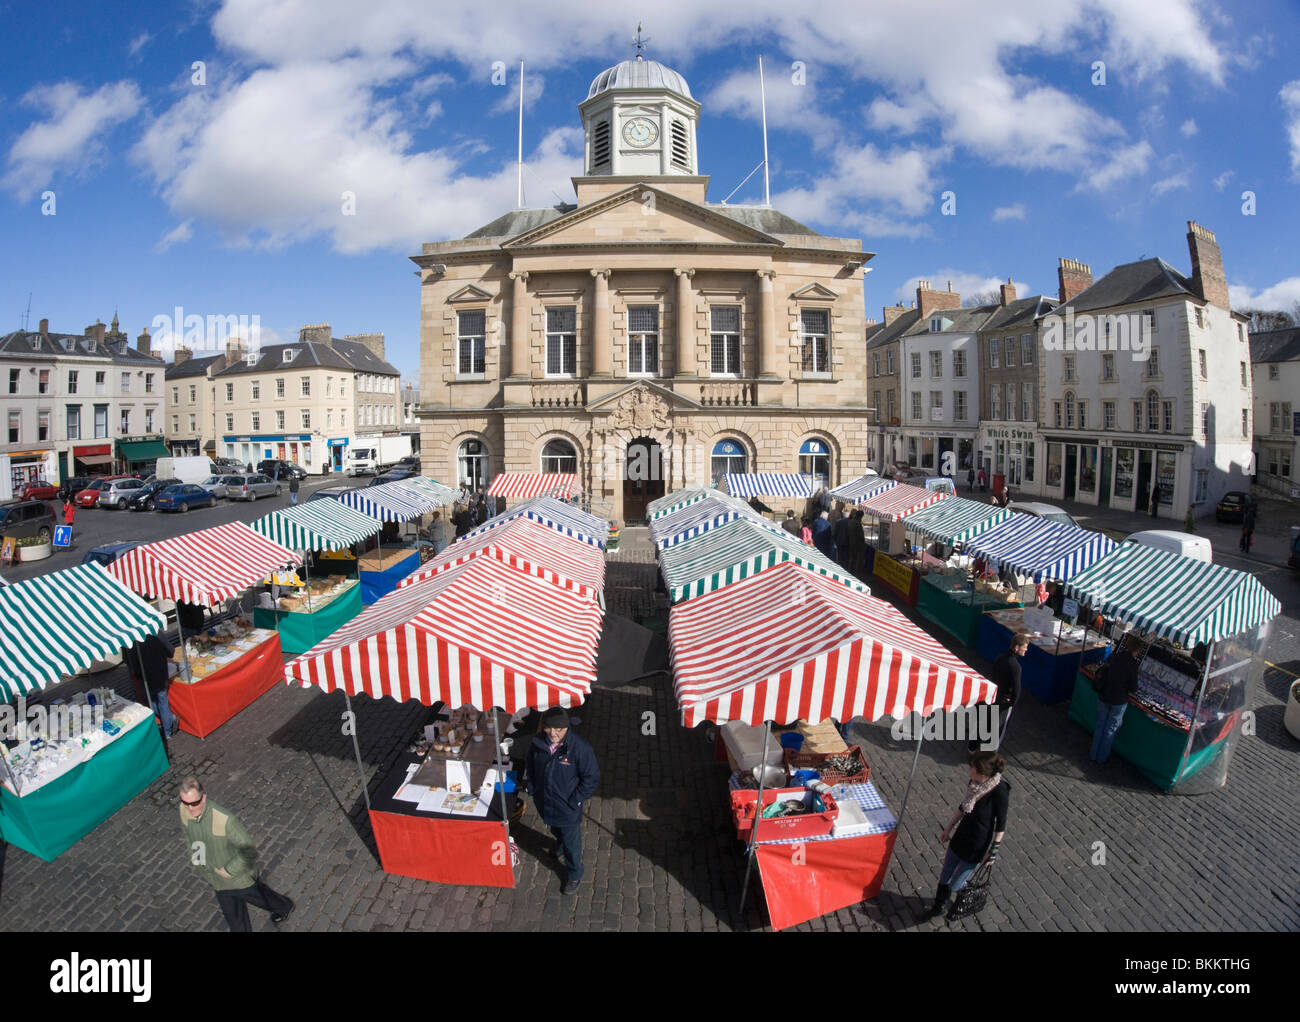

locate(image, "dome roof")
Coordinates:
588 57 692 100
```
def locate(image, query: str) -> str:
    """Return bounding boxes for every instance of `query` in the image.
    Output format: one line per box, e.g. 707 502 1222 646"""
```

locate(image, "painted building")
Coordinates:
1249 326 1300 498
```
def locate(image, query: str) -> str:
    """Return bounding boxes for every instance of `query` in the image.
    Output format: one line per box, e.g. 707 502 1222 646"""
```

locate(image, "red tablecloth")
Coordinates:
755 831 896 930
369 809 515 887
169 633 285 738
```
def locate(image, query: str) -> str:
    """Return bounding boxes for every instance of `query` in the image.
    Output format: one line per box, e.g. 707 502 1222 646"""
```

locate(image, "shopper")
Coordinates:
1090 639 1140 763
130 633 177 738
832 509 852 566
977 467 987 493
524 707 600 895
846 509 868 577
781 509 801 538
972 633 1026 751
1240 503 1256 553
288 475 300 506
966 466 975 492
1149 481 1160 518
927 750 1010 919
811 510 836 561
62 499 75 527
177 777 293 931
800 516 813 545
428 511 447 554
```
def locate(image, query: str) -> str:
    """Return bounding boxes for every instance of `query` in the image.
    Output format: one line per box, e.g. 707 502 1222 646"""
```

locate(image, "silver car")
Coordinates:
224 473 281 501
98 478 145 509
198 475 230 499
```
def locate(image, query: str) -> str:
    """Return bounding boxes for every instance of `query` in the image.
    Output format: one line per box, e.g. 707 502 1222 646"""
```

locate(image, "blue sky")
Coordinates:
2 0 1298 377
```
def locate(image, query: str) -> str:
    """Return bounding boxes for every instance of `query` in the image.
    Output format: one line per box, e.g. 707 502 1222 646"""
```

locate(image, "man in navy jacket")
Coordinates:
525 707 600 894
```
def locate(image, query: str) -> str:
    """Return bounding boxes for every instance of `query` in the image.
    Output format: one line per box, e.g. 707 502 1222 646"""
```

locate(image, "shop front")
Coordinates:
117 436 171 477
902 429 975 478
3 449 56 500
71 443 115 477
1040 436 1185 518
328 437 349 473
979 425 1038 495
223 433 313 472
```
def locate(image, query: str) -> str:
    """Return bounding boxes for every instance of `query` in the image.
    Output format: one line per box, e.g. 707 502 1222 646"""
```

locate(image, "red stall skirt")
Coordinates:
754 830 896 931
369 809 516 888
170 633 285 739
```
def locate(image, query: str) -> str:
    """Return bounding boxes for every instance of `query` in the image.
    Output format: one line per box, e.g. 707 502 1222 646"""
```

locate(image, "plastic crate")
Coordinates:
730 786 839 841
782 744 871 786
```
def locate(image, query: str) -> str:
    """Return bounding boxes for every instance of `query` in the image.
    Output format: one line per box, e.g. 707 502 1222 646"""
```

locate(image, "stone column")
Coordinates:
508 270 529 377
590 269 611 376
674 267 695 377
757 269 778 377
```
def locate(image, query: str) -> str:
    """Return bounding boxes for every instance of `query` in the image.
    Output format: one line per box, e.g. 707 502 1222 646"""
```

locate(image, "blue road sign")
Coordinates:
53 525 72 548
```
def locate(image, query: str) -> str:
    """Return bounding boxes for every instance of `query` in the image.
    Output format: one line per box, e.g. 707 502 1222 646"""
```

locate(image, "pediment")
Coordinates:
791 282 839 300
446 284 494 303
505 185 782 250
588 380 702 418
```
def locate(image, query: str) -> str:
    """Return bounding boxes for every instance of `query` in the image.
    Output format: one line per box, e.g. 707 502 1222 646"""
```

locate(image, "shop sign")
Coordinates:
1151 443 1185 453
0 537 14 566
873 552 914 593
328 437 349 447
7 450 49 459
73 445 111 457
1062 597 1079 621
984 427 1036 441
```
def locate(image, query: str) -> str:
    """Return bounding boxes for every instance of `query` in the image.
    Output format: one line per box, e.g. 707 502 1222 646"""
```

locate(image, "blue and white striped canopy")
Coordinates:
649 495 783 549
830 475 895 503
722 473 812 498
459 495 609 548
334 481 439 523
961 514 1116 582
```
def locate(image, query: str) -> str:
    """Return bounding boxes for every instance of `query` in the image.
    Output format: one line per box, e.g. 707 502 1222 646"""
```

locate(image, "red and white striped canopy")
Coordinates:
108 521 300 607
286 553 600 712
487 472 577 499
670 560 995 727
398 516 605 601
857 482 950 522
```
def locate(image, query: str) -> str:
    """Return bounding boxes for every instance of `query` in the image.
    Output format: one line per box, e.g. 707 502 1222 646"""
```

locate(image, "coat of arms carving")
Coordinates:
609 387 669 431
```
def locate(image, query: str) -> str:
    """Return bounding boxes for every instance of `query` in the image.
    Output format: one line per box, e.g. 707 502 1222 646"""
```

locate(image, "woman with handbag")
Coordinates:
1090 639 1140 763
926 750 1010 919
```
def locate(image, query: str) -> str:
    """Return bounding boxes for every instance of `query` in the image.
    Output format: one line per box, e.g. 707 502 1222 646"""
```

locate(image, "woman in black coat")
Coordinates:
927 750 1010 918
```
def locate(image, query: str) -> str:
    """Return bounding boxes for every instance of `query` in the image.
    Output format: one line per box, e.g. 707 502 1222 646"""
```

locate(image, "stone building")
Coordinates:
412 54 873 522
1249 326 1300 497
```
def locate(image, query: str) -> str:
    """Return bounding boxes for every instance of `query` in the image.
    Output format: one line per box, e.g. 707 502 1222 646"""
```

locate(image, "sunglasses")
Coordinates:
180 795 204 807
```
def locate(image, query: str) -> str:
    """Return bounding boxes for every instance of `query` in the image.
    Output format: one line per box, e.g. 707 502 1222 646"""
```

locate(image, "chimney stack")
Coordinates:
999 277 1018 306
85 321 107 346
299 322 333 346
344 331 386 360
38 318 49 336
224 337 247 363
1057 258 1093 304
881 303 909 326
1186 221 1229 310
916 279 961 319
173 346 192 366
136 327 152 357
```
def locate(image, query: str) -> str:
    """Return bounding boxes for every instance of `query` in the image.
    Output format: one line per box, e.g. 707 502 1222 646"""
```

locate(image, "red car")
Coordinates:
20 480 60 501
74 475 130 508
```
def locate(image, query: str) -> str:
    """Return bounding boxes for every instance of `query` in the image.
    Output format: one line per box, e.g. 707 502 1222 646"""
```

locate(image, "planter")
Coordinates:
1285 680 1300 742
18 541 52 563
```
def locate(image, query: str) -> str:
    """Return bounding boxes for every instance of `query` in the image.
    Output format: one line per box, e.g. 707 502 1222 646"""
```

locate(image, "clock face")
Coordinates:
621 116 659 148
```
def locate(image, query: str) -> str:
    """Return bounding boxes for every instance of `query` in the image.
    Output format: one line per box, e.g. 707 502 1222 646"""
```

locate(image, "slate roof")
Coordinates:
0 330 164 366
212 339 399 377
164 354 223 380
866 308 921 349
981 295 1057 332
1053 258 1199 317
333 338 401 375
901 304 999 337
1249 327 1300 363
706 205 820 236
466 207 568 239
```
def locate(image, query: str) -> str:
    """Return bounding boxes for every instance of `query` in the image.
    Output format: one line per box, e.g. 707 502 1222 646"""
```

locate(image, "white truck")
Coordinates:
346 435 412 476
154 456 217 485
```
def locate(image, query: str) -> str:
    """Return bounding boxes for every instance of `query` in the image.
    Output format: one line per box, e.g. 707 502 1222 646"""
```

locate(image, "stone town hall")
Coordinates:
413 52 874 522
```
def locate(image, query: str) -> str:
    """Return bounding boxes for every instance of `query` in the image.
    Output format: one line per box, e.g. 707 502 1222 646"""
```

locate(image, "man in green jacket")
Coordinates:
178 776 294 931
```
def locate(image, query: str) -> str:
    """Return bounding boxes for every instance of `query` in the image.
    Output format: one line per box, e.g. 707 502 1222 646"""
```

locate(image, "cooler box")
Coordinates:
730 787 839 841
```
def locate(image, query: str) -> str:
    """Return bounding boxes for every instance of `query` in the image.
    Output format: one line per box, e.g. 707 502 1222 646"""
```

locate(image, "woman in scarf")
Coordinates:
926 750 1010 919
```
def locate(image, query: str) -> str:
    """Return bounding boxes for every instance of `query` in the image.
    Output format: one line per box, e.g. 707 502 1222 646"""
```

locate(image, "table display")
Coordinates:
0 691 168 860
980 606 1109 703
918 564 1021 647
168 623 284 738
359 546 421 604
253 576 362 656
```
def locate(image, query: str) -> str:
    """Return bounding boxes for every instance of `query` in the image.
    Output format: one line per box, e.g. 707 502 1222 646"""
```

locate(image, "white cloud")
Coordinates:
1076 141 1154 192
1212 170 1234 191
2 80 142 197
155 220 194 253
490 70 545 116
708 67 839 141
992 204 1026 222
1151 172 1190 196
1179 118 1198 137
128 32 152 59
892 272 1028 305
1228 277 1300 311
866 96 936 135
1281 80 1300 179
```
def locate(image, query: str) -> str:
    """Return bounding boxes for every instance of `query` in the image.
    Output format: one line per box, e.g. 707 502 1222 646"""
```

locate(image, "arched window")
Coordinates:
1146 390 1160 433
457 438 490 490
541 439 577 475
799 438 831 491
1064 391 1075 429
710 439 747 486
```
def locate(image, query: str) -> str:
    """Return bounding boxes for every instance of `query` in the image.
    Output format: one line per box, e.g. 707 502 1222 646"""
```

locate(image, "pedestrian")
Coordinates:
966 466 975 492
246 461 254 474
977 467 987 493
846 509 867 577
828 500 845 528
524 707 600 895
926 750 1010 919
62 499 75 526
972 633 1026 751
832 508 851 566
1149 481 1160 518
288 474 300 506
452 502 470 538
811 510 836 561
473 487 488 525
428 510 447 554
1090 638 1140 763
780 509 801 538
799 516 813 545
177 777 294 931
129 633 177 738
1240 502 1256 553
991 483 1010 508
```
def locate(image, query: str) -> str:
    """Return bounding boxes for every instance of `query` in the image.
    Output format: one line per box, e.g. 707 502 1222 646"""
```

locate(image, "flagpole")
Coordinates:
759 55 770 207
517 60 525 209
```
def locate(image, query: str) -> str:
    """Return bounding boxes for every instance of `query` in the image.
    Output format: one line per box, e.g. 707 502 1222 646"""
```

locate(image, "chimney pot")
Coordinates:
1057 258 1094 304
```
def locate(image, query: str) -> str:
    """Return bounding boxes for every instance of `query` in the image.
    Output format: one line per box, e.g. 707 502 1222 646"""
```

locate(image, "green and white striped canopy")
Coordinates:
389 476 460 505
250 500 380 552
0 563 167 702
647 487 730 520
899 497 1012 546
658 516 869 604
1064 542 1282 648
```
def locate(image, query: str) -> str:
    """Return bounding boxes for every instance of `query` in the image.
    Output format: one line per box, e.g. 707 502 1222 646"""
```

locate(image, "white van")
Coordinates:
1123 530 1213 564
154 456 216 485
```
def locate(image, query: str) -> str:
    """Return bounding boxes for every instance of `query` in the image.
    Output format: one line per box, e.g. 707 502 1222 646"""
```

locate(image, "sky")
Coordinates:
2 0 1299 378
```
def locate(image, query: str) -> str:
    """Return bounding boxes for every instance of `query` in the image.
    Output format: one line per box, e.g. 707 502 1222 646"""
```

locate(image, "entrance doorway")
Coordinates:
622 437 664 524
1136 450 1153 512
1099 448 1112 508
1064 444 1078 500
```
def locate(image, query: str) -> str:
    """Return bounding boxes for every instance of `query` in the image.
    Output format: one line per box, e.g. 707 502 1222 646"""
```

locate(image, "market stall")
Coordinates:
486 472 577 501
658 515 868 604
335 482 441 603
285 551 603 887
828 474 894 504
899 497 1016 646
647 486 730 520
248 501 379 655
107 522 300 737
668 559 995 930
459 495 609 549
387 476 461 506
857 483 951 604
648 494 782 549
978 607 1109 697
962 515 1117 702
720 472 812 504
1063 543 1280 793
0 563 170 860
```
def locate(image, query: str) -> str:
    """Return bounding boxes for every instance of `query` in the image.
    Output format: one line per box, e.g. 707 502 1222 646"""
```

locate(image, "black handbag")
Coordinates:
1089 660 1110 693
946 861 994 920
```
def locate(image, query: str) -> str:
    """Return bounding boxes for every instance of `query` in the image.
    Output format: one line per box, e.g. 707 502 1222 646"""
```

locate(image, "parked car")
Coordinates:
396 455 421 472
74 476 132 509
224 474 281 501
256 459 308 481
1214 491 1256 524
1124 530 1213 564
20 479 61 501
126 477 182 512
1008 501 1080 528
307 485 359 503
81 541 143 567
154 483 217 513
369 469 415 487
212 456 244 471
98 478 146 509
0 500 56 543
61 475 102 503
197 475 231 499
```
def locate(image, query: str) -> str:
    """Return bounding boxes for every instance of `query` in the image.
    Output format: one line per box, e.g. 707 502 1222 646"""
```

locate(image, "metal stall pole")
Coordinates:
343 691 372 812
1176 641 1216 785
893 713 928 833
490 710 512 872
737 721 773 914
132 644 160 746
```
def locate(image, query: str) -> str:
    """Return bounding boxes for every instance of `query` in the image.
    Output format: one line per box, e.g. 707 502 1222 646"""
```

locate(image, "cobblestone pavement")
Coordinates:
1 521 1296 932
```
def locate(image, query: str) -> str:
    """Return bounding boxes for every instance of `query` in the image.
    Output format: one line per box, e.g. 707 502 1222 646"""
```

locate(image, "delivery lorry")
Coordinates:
346 435 412 476
153 456 217 485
